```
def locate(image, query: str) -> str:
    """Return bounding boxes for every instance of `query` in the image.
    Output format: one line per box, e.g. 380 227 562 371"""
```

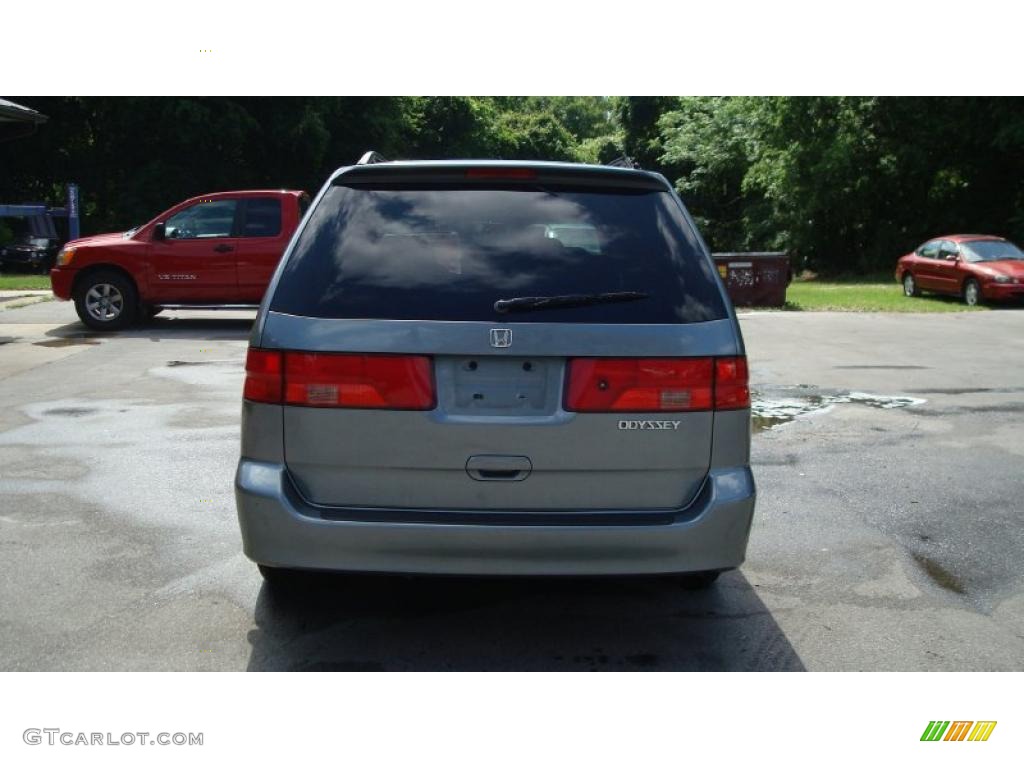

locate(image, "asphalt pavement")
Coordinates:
0 298 1022 670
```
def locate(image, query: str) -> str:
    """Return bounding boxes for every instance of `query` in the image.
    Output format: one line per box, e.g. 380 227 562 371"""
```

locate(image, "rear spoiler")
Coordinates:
331 162 667 191
332 159 669 192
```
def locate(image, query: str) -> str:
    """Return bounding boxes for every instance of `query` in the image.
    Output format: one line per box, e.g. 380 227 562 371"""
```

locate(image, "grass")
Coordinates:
0 271 996 313
0 272 51 290
783 273 986 313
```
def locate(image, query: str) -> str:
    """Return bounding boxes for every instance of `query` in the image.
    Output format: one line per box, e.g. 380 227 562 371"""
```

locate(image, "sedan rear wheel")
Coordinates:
902 272 919 297
963 278 982 307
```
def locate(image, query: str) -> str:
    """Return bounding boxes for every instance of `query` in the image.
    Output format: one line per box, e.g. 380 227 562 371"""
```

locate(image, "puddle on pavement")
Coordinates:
912 553 967 594
753 414 797 432
751 386 926 432
752 395 829 432
842 392 926 409
0 336 17 345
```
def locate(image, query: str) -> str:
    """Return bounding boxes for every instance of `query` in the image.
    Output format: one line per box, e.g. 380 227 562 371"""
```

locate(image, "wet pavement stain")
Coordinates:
833 365 930 370
910 403 1024 416
33 338 100 348
912 554 967 595
911 387 994 395
43 407 99 417
0 337 17 345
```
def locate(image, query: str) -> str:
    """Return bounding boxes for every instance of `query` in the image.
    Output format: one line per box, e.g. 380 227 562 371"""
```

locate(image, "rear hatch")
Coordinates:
264 165 734 512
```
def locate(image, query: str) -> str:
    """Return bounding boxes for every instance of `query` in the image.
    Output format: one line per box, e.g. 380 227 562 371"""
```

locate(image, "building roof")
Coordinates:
0 98 47 124
0 98 48 142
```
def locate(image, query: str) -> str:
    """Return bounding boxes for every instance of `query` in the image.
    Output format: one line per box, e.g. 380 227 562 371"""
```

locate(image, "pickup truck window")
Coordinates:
165 200 237 240
241 198 282 237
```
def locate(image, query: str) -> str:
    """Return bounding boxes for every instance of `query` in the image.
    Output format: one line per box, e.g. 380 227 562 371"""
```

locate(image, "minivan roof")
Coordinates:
329 159 672 190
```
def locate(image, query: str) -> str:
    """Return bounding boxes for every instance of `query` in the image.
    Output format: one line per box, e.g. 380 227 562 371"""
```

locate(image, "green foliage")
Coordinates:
660 97 766 249
4 96 1024 277
619 97 679 171
660 97 1024 273
0 97 618 234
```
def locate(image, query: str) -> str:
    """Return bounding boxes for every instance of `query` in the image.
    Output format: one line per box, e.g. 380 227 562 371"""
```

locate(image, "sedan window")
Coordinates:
961 240 1024 262
918 241 940 259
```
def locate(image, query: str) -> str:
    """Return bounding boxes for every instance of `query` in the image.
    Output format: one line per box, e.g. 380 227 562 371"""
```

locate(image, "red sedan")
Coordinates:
896 235 1024 306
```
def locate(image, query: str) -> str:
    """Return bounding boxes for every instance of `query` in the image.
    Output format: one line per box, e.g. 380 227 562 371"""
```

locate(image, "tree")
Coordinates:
659 97 1024 272
619 97 679 172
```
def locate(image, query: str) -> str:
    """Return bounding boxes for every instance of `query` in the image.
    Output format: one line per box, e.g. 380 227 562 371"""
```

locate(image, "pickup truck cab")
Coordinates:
50 189 309 330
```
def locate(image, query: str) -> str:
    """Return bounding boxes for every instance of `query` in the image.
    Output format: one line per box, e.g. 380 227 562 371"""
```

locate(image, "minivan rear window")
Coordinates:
270 183 727 324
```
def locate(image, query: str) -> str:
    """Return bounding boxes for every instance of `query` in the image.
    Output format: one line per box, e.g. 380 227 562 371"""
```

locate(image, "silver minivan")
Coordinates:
235 157 754 588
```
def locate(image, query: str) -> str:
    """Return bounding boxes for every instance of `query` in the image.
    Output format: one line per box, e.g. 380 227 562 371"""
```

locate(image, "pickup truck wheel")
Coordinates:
74 271 138 331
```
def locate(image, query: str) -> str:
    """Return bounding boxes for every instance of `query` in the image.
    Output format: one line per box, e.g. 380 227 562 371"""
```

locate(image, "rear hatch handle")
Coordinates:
465 455 532 482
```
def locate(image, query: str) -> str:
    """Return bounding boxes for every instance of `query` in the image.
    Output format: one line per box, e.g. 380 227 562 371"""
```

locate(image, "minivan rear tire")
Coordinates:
258 563 301 583
675 570 723 590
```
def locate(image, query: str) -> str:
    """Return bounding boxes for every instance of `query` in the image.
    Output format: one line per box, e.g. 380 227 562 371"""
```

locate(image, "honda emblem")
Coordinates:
490 328 512 348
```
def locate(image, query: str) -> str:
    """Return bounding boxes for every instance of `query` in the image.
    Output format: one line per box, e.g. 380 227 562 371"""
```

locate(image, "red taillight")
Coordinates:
243 349 283 403
564 358 715 412
564 356 749 412
465 167 537 180
284 353 435 410
714 356 750 410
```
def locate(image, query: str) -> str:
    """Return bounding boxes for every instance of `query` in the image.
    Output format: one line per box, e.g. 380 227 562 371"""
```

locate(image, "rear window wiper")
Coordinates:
494 291 649 314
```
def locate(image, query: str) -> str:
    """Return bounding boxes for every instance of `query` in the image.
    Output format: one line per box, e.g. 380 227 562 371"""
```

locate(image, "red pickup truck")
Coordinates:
50 189 309 330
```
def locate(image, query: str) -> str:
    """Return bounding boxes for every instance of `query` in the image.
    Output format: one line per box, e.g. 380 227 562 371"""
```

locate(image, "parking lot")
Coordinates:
0 298 1022 671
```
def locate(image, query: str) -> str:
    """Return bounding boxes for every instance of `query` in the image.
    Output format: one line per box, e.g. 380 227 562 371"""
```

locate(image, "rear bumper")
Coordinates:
235 460 756 576
49 267 75 300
